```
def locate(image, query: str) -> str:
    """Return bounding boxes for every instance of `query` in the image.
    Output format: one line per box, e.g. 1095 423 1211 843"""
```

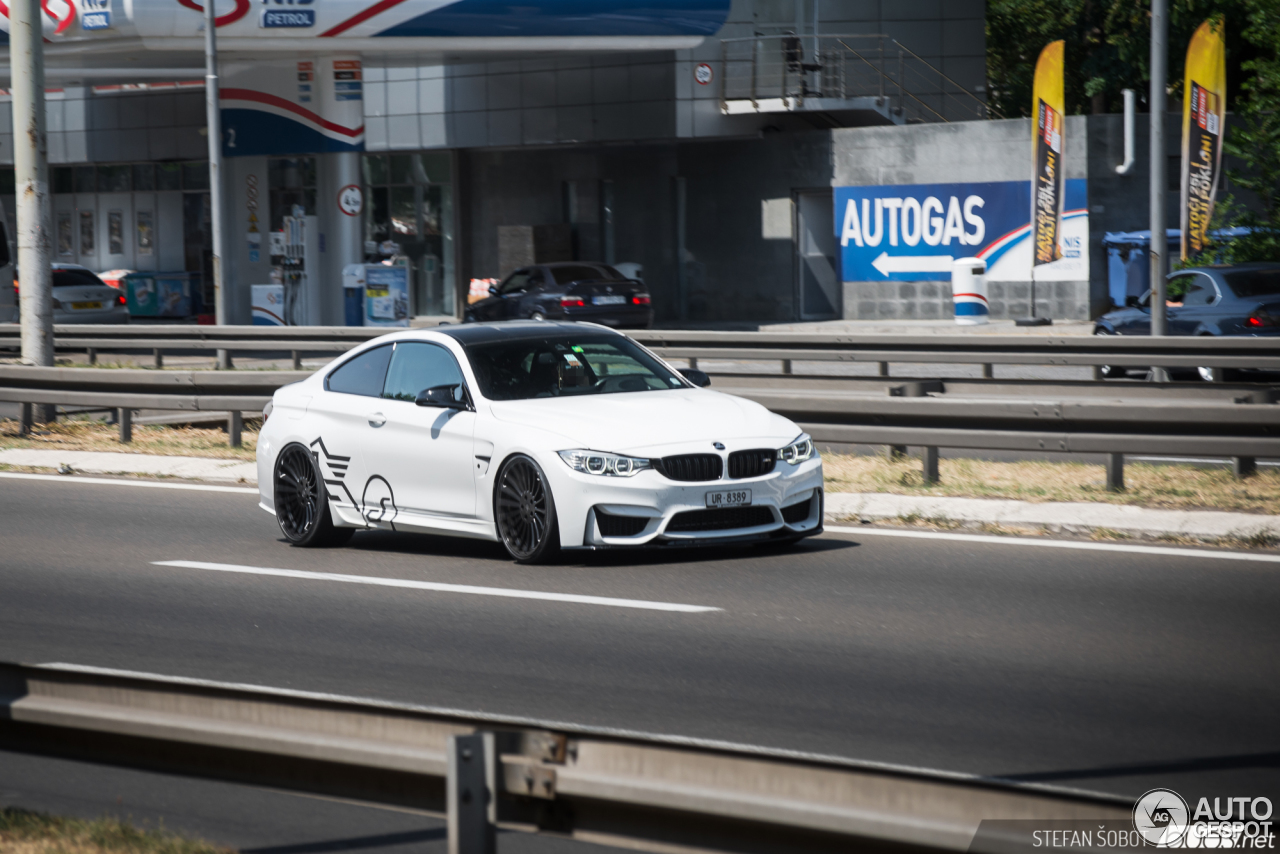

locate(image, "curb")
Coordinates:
825 492 1280 543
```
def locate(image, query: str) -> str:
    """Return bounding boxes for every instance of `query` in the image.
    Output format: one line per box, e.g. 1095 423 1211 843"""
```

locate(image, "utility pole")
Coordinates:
205 0 229 367
1149 0 1168 338
11 0 54 398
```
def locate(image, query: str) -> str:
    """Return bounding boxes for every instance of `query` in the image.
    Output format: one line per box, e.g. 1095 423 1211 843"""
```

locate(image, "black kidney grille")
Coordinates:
666 506 775 533
596 510 648 537
781 496 812 524
656 453 723 482
728 449 776 479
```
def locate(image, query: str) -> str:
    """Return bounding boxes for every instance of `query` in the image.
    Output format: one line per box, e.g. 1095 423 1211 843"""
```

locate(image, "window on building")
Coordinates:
79 210 95 254
136 210 154 256
182 162 210 191
133 164 156 192
74 166 95 194
108 211 124 255
97 165 131 193
52 168 73 194
158 163 182 191
362 152 455 317
57 213 73 256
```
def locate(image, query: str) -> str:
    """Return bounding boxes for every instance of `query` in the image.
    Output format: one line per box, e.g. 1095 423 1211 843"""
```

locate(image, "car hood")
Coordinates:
488 388 799 454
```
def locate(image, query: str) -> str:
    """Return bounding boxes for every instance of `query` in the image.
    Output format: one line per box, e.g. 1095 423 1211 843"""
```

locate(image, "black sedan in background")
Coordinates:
464 262 653 329
1095 263 1280 380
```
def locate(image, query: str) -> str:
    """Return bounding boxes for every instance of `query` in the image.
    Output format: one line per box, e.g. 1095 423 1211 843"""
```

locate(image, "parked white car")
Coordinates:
256 321 824 562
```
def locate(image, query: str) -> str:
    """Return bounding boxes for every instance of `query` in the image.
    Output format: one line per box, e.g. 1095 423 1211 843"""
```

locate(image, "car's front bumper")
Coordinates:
549 456 825 549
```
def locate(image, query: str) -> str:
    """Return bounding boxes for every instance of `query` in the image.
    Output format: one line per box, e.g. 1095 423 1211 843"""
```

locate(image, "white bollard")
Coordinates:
951 257 989 326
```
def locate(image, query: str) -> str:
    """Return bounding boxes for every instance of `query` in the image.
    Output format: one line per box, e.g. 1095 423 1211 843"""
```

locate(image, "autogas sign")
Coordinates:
834 180 1088 282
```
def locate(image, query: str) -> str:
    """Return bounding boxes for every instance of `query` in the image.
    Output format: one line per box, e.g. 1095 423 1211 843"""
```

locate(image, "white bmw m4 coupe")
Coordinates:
256 321 824 562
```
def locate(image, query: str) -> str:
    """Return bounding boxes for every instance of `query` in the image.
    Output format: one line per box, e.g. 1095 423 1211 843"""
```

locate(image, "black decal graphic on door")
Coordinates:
362 476 398 530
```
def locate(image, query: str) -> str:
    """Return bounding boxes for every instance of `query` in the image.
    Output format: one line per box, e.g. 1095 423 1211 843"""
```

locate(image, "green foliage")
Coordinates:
1204 0 1280 263
985 0 1259 117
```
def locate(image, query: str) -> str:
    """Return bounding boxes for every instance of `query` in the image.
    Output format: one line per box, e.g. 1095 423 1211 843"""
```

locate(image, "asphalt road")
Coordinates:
2 475 1278 848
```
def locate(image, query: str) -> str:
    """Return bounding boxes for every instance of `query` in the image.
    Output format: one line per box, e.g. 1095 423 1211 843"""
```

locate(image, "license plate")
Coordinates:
592 295 627 305
705 489 751 508
72 301 103 310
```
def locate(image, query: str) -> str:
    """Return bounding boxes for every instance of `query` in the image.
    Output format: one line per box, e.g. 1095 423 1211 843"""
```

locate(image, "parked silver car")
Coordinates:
12 264 130 324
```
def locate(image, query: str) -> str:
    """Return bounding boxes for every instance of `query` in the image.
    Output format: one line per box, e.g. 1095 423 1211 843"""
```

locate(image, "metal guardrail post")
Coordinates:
448 733 496 854
782 359 792 374
292 350 302 371
118 408 132 444
878 361 889 377
228 411 243 448
981 364 993 379
1233 456 1257 479
923 446 939 484
19 402 32 435
87 347 97 365
1106 454 1124 491
153 348 164 369
887 444 907 460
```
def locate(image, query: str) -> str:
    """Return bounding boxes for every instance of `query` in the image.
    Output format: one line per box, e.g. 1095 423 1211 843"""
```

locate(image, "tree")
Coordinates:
1202 0 1280 263
986 0 1257 117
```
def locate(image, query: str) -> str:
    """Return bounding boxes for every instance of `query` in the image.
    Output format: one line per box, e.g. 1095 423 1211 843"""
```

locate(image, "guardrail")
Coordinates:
3 325 1280 376
2 365 1277 486
0 661 1130 854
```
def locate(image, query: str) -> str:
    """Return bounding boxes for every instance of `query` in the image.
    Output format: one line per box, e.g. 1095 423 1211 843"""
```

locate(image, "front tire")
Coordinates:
274 443 354 547
494 454 559 563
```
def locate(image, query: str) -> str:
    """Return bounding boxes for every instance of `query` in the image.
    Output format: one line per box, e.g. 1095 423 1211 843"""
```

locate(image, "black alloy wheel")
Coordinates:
494 454 559 563
274 443 353 547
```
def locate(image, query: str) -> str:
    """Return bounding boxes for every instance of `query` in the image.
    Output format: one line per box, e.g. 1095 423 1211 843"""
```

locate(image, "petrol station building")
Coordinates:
0 0 1063 326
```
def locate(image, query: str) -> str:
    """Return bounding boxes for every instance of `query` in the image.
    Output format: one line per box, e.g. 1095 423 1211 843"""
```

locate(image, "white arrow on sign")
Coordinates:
871 252 955 277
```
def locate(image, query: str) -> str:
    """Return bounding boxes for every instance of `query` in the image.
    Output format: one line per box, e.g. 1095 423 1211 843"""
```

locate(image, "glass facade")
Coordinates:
363 152 456 317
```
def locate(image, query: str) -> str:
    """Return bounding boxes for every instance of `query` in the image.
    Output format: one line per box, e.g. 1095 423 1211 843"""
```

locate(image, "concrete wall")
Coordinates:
831 115 1094 321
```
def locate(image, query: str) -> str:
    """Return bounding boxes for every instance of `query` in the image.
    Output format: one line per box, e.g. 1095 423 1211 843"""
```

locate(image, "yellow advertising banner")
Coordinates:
1180 18 1227 260
1031 40 1065 267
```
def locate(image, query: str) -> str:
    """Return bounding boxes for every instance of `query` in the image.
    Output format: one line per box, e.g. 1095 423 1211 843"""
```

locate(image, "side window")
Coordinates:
382 341 466 402
500 271 530 295
326 345 393 396
0 220 10 268
1182 275 1219 307
1166 275 1196 304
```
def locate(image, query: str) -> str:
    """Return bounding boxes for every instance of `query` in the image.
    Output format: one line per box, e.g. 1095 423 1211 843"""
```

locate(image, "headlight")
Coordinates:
777 433 814 465
558 449 651 477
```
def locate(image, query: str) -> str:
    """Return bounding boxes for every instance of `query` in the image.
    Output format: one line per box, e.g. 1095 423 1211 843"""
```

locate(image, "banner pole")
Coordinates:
205 0 230 362
1149 0 1168 340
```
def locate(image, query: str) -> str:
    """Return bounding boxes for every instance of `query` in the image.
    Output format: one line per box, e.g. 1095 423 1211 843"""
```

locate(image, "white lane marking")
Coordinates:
152 560 721 613
0 471 257 495
32 662 1126 805
824 525 1280 563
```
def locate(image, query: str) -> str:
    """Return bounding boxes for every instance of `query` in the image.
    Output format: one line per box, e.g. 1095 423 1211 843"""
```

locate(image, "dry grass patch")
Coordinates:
821 453 1280 514
0 418 257 461
0 808 231 854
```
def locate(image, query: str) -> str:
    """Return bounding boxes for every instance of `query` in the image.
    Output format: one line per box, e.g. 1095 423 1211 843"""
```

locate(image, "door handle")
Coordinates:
368 412 386 428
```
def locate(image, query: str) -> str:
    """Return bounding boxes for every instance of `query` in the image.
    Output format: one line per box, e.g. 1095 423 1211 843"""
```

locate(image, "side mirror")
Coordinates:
488 286 499 297
680 368 711 388
416 384 466 409
1125 295 1140 307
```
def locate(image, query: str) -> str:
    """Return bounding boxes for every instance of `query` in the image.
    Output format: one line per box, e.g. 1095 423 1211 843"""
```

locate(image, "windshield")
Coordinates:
1223 269 1280 298
465 335 686 401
